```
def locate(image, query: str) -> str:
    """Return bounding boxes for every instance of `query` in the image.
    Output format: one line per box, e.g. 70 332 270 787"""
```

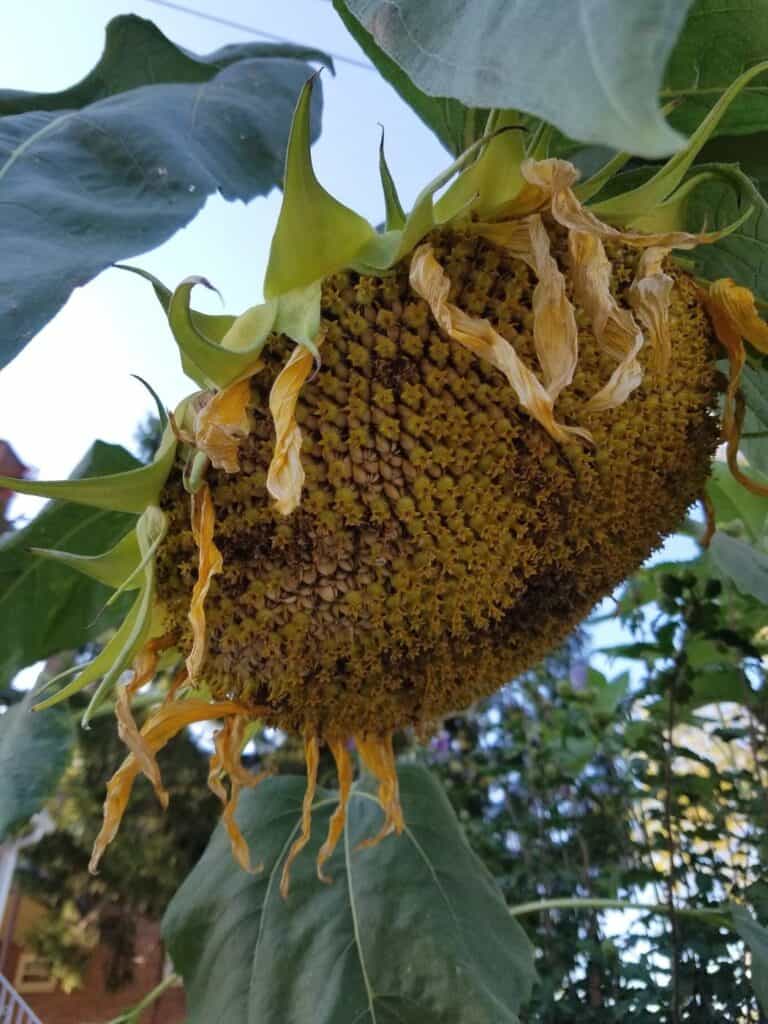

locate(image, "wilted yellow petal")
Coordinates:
410 245 591 445
628 247 674 374
527 215 579 400
280 733 319 898
115 634 175 811
567 230 645 411
208 716 270 874
194 369 258 473
267 341 321 516
90 698 246 873
355 732 404 849
186 484 223 682
521 157 717 250
706 284 768 498
467 218 533 259
710 278 768 355
317 738 354 883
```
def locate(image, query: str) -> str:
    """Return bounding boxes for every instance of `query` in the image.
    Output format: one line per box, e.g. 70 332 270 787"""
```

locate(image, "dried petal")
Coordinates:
628 247 674 374
186 484 223 682
267 343 320 515
410 245 591 445
280 733 320 898
317 738 354 883
527 215 579 400
355 732 404 849
194 371 258 473
90 699 246 873
710 278 768 355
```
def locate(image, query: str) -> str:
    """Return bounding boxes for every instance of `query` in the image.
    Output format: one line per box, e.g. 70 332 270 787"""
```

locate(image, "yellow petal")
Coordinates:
267 343 320 516
521 157 716 250
628 247 674 375
355 732 404 849
90 698 246 873
115 634 175 811
527 215 579 400
186 484 223 682
410 245 591 445
316 738 354 884
567 230 645 411
280 733 319 898
194 370 258 474
710 278 768 355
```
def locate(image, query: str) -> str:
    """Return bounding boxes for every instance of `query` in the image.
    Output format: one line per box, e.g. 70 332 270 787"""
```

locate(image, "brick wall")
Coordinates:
5 916 185 1024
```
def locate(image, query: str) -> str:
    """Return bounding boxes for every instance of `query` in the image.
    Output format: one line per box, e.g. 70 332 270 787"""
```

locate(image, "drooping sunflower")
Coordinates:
6 66 768 896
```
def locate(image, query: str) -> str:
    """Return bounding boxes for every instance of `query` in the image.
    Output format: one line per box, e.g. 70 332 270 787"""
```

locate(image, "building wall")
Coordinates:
3 901 185 1024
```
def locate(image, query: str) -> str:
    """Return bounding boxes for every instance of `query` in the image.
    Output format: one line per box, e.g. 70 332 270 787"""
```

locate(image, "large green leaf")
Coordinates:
665 0 768 137
0 442 137 689
0 690 74 839
709 531 768 604
336 0 692 157
164 765 535 1024
332 1 484 155
730 904 768 1013
0 17 329 369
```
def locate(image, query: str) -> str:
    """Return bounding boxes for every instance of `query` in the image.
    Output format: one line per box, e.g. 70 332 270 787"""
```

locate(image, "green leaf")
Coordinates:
707 460 768 543
332 0 485 156
264 77 374 299
0 442 137 689
0 690 74 839
729 903 768 1013
336 0 693 157
664 0 768 137
710 531 768 604
164 765 535 1024
0 18 329 369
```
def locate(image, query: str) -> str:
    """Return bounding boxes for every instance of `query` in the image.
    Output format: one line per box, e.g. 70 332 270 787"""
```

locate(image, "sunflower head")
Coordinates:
5 65 768 893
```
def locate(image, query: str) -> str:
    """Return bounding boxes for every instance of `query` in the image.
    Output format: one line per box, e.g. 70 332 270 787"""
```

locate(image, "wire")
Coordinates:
142 0 375 72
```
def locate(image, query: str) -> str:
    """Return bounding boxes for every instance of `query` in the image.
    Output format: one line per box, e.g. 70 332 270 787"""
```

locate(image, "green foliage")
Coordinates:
17 705 218 992
163 766 535 1024
336 0 693 156
0 442 137 690
0 16 330 368
0 689 73 838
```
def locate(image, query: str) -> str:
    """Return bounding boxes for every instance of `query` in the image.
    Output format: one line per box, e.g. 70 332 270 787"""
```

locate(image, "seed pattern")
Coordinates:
156 224 720 737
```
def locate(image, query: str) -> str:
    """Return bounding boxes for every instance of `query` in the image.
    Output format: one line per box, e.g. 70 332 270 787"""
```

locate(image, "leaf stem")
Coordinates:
508 897 725 923
104 972 179 1024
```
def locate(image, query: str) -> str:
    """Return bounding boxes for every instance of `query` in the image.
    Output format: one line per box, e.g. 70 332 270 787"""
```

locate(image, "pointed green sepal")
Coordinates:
435 111 526 221
0 416 179 514
575 152 634 203
264 75 375 299
591 60 768 223
168 278 273 389
132 374 168 433
379 131 406 231
32 507 167 721
526 121 553 160
30 527 141 590
273 280 322 359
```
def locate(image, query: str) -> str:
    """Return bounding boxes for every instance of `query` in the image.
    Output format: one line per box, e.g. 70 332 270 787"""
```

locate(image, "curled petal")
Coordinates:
706 284 768 498
355 733 404 849
267 343 319 516
186 484 223 682
628 247 674 375
280 733 320 899
208 717 269 873
194 371 258 474
115 634 175 811
317 738 354 884
90 699 247 873
410 245 591 445
568 230 646 410
710 278 768 355
527 215 579 401
467 218 533 260
521 157 717 250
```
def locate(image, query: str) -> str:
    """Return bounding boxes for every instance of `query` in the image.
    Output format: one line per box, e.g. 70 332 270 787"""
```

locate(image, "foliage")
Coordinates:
16 701 218 992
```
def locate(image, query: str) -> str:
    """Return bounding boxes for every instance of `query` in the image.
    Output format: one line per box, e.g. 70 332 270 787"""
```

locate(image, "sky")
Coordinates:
0 0 695 689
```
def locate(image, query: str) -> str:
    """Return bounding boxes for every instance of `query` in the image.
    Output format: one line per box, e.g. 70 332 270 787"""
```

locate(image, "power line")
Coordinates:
142 0 375 72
